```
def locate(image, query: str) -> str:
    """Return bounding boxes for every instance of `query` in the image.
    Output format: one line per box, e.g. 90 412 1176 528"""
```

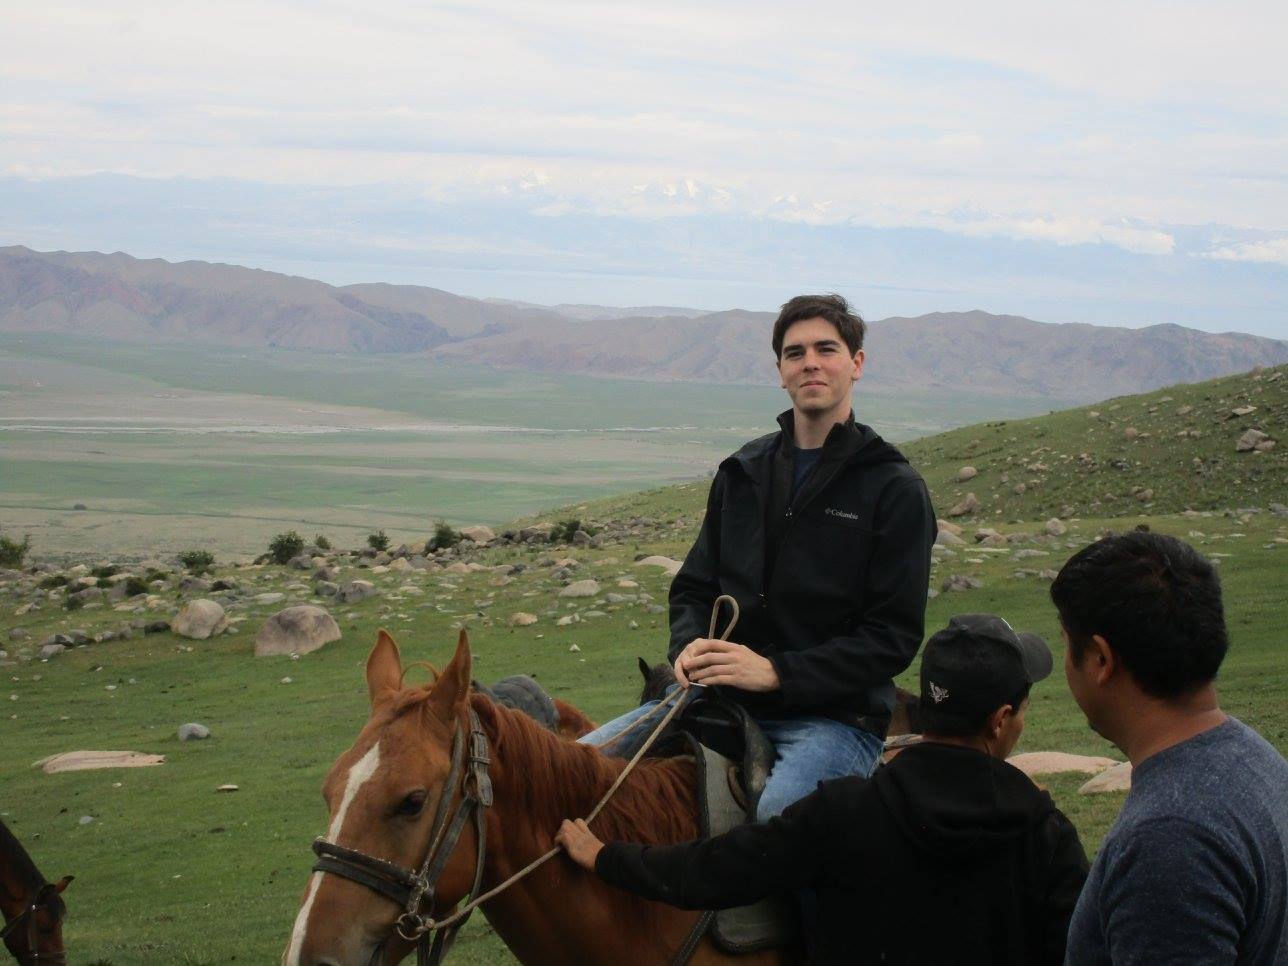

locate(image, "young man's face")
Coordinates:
776 317 864 418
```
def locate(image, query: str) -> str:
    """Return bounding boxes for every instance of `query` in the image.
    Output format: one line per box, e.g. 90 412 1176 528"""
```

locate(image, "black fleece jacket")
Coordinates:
669 411 936 732
597 742 1090 965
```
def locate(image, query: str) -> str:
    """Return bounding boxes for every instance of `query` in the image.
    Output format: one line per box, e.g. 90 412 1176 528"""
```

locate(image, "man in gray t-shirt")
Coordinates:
1050 532 1288 965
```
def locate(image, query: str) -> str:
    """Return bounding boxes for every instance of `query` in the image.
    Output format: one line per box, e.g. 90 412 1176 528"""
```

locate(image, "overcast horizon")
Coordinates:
3 1 1286 337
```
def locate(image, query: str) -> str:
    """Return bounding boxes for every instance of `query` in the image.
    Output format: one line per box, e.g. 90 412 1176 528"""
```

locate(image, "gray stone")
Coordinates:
559 579 600 598
508 612 538 627
39 643 66 660
935 530 966 547
314 580 339 597
313 565 340 581
1044 518 1067 536
946 493 980 517
178 722 210 741
180 576 212 594
255 605 341 657
288 554 314 570
1236 428 1270 452
338 580 377 604
251 592 286 606
940 574 983 592
460 525 496 544
519 523 554 543
171 599 228 640
9 628 31 642
956 466 978 482
571 529 592 547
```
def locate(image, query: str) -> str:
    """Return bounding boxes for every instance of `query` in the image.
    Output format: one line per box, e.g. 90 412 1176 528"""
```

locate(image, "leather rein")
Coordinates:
0 883 66 965
312 707 492 966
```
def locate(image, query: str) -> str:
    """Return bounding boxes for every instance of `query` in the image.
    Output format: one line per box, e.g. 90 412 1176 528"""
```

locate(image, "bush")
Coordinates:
314 533 332 551
40 573 70 589
551 519 584 543
268 530 305 565
64 593 85 611
367 530 390 552
123 575 150 598
178 550 215 574
144 568 170 584
429 520 459 551
92 564 120 580
0 534 31 569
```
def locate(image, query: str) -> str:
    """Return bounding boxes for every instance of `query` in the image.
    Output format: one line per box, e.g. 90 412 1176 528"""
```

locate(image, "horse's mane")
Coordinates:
469 693 699 848
0 818 45 898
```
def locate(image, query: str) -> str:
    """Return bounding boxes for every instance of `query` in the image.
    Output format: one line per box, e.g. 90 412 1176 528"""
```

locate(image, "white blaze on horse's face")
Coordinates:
284 741 382 966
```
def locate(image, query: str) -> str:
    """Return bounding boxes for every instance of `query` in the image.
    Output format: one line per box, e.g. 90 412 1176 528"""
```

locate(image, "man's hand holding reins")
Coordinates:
673 638 780 692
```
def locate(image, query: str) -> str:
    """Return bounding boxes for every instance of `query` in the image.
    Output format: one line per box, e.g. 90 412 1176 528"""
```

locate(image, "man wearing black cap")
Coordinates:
557 614 1090 965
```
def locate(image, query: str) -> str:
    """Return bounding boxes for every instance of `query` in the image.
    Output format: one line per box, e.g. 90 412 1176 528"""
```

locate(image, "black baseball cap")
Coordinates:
919 614 1053 720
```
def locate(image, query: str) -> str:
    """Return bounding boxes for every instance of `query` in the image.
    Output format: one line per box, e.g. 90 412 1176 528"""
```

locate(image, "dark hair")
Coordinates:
771 293 866 359
1050 532 1228 699
918 684 1031 738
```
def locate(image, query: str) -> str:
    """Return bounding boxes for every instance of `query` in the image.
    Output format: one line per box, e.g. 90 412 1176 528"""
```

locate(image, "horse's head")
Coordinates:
1 875 72 965
284 629 480 966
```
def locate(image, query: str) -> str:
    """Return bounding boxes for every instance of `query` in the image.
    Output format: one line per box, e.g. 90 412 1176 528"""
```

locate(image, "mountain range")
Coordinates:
2 245 1285 402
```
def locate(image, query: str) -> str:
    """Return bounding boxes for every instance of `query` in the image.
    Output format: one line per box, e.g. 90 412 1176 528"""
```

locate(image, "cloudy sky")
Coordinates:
3 1 1286 336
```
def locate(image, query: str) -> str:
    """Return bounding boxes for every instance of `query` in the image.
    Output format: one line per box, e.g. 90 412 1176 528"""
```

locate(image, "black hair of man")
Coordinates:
1049 532 1229 699
771 293 866 359
919 682 1032 737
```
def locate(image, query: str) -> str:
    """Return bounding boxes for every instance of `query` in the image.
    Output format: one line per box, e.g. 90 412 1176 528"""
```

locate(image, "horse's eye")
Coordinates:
396 790 427 817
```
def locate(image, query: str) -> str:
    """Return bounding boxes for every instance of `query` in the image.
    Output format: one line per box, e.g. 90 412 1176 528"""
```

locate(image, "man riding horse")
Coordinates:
581 293 936 817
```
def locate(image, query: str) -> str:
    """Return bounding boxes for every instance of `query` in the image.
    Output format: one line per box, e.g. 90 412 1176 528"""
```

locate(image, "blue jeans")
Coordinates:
580 689 884 820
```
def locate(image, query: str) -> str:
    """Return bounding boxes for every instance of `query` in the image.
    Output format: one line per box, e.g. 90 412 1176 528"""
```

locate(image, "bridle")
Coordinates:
311 707 492 966
0 883 66 965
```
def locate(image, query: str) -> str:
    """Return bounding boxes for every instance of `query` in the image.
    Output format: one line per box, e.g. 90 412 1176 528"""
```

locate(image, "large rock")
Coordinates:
460 525 496 544
946 493 980 518
1079 761 1133 794
1008 752 1119 778
338 580 376 604
519 523 554 543
171 599 228 640
1236 428 1271 452
636 555 683 577
936 519 963 537
935 530 967 547
956 466 978 482
1044 518 1067 536
255 605 341 657
559 579 601 598
178 723 211 741
941 574 983 592
507 612 539 627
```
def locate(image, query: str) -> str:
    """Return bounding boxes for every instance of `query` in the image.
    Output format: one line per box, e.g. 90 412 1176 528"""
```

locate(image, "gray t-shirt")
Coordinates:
1067 717 1288 965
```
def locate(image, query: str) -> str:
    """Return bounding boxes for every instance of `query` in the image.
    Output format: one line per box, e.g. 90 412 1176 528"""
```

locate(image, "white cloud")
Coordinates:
1205 238 1288 266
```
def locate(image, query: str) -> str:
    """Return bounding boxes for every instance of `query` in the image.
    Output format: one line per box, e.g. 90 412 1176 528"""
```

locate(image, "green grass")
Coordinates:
1 509 1285 963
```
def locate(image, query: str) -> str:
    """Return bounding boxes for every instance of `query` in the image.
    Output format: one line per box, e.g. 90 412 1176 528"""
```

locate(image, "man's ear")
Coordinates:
426 629 472 725
1089 634 1116 686
851 348 866 384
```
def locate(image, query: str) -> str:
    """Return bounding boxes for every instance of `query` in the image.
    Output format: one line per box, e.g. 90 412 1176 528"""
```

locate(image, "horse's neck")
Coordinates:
0 822 42 920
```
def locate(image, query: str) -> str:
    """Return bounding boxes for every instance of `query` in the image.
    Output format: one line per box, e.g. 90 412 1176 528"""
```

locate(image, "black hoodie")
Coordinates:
669 411 936 732
596 742 1089 965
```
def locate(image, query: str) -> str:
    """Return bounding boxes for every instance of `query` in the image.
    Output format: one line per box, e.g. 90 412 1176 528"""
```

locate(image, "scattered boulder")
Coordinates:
946 493 980 518
251 592 286 606
338 580 376 604
39 643 66 660
178 723 211 741
571 529 592 547
1236 429 1271 452
36 751 166 774
956 466 978 482
636 555 683 576
444 562 471 575
255 605 341 657
559 579 601 598
936 519 963 537
1007 752 1119 777
1079 761 1133 794
508 612 539 627
287 554 313 571
314 580 339 597
460 525 496 544
9 628 31 642
935 529 967 548
388 557 413 572
179 576 212 594
171 600 228 640
1123 427 1139 441
941 575 983 592
519 523 554 543
1044 518 1067 536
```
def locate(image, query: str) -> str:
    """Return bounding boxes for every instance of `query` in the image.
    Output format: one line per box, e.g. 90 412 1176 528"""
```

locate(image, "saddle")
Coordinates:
665 688 799 955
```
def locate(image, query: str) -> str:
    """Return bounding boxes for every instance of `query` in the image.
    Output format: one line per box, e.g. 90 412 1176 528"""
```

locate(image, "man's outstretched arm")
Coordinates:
556 782 834 910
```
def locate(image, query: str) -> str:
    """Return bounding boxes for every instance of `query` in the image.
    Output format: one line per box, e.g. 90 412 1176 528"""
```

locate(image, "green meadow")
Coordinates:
0 348 1284 963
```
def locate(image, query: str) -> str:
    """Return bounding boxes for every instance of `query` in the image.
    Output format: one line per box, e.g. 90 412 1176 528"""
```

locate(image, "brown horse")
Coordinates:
285 630 790 965
0 819 72 965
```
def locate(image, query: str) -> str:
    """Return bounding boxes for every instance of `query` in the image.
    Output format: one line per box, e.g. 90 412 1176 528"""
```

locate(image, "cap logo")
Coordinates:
929 681 950 704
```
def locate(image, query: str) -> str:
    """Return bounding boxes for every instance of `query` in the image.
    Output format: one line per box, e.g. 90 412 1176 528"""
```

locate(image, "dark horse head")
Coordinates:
0 820 72 965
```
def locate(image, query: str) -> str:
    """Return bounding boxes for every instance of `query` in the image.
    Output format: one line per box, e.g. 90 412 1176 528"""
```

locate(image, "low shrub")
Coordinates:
92 564 120 580
64 594 85 611
0 534 31 569
429 520 460 551
178 550 215 574
367 530 390 552
123 575 150 597
314 534 332 551
40 573 70 589
268 530 305 565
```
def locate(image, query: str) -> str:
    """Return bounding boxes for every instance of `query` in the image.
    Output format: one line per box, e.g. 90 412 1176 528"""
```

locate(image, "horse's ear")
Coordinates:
53 875 73 893
426 629 472 724
638 656 650 681
366 629 403 704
